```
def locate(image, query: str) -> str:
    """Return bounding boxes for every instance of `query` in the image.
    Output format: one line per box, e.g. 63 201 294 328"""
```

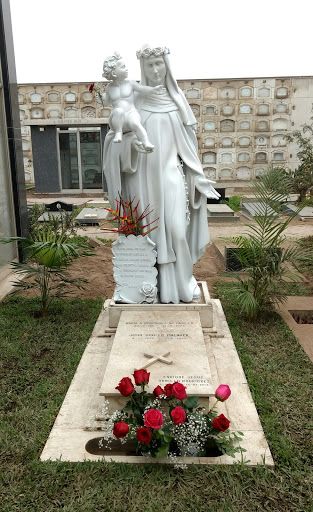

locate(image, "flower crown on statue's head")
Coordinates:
136 46 170 59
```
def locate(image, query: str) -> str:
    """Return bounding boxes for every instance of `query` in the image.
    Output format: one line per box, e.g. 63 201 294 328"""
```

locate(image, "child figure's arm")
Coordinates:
95 86 112 107
131 82 163 95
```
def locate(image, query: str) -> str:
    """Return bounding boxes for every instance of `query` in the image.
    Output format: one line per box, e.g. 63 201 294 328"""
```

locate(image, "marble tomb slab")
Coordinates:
100 310 214 397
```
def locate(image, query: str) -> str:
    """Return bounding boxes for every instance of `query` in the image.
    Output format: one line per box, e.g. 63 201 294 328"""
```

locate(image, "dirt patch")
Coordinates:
20 240 226 301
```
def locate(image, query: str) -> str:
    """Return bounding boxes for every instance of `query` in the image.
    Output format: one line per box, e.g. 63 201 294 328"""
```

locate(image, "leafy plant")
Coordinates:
225 167 312 321
284 108 313 202
0 229 93 317
221 195 242 212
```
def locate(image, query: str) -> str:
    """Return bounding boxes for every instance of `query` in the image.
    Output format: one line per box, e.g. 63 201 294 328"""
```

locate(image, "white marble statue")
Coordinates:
100 52 162 151
103 45 220 304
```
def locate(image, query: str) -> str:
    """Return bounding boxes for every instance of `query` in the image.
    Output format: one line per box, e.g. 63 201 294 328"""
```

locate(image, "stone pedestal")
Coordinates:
108 281 213 328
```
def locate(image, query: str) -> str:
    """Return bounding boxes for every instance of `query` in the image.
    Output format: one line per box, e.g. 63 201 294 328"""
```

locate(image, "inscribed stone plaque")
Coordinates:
100 310 214 397
112 235 158 304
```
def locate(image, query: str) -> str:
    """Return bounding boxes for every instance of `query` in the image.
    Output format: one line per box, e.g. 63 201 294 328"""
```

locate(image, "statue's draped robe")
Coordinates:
103 89 219 303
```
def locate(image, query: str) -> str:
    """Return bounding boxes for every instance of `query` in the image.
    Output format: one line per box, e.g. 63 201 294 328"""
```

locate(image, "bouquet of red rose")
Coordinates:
99 370 244 460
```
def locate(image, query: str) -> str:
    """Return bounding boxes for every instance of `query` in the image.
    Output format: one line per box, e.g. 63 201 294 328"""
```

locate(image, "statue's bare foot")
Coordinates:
113 132 122 143
143 141 155 152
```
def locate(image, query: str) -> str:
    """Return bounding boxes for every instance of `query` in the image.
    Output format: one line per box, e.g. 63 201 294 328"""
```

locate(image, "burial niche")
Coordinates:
65 107 78 118
203 151 216 164
190 104 200 116
219 168 233 179
257 87 270 98
273 151 285 161
273 118 288 131
221 104 234 116
238 152 250 162
272 134 286 147
30 108 44 119
240 86 252 97
239 104 252 114
186 88 200 99
239 136 250 147
221 137 232 147
255 152 267 163
220 87 236 99
257 103 270 115
205 105 216 114
204 121 216 131
236 167 251 180
203 167 216 179
275 102 288 114
239 120 251 131
47 91 60 102
204 137 215 148
220 119 235 132
257 120 269 131
276 87 288 98
30 92 42 103
65 91 77 103
220 152 232 163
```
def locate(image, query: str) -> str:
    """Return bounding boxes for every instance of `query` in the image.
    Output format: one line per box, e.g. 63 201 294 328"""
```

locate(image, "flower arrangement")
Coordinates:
98 370 245 464
101 195 158 236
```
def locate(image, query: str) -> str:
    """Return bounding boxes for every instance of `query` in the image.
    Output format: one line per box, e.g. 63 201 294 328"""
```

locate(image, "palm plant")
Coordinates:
226 167 312 321
1 229 93 317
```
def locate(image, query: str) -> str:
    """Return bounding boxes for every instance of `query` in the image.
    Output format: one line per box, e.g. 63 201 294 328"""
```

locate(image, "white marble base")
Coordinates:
108 281 213 328
40 294 274 467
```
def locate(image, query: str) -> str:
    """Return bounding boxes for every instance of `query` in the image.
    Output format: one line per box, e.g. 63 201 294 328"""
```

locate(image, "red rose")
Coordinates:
172 382 187 400
136 427 151 444
212 414 230 432
115 377 134 397
215 384 231 402
164 383 173 398
144 409 163 429
153 385 165 398
170 406 186 425
89 83 95 92
113 421 129 439
133 369 150 386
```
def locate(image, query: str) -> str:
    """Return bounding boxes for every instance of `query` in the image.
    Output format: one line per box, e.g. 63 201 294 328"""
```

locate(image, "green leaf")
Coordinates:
156 443 169 458
184 396 198 410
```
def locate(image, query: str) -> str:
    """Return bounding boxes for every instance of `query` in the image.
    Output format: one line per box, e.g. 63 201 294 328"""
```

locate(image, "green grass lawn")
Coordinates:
1 291 312 512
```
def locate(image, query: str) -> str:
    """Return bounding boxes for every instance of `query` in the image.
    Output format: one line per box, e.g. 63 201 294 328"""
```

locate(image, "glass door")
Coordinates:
59 131 79 190
58 128 102 192
80 131 102 189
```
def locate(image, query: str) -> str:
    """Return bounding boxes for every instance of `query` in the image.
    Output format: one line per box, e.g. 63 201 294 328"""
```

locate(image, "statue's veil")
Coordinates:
137 46 197 126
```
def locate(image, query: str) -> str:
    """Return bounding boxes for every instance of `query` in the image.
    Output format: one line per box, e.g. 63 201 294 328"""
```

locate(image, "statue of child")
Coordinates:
99 52 162 151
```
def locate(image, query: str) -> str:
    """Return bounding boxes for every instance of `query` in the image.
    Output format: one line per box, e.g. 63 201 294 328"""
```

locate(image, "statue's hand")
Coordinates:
132 138 150 153
153 85 166 95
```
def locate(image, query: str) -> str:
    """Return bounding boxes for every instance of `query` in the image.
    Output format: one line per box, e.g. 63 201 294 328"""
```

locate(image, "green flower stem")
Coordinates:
208 399 219 413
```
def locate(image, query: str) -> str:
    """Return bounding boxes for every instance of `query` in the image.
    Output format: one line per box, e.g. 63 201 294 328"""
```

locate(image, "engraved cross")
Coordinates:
135 351 173 370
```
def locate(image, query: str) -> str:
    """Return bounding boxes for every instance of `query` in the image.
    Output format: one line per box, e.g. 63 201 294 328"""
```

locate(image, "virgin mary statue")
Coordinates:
102 45 220 304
